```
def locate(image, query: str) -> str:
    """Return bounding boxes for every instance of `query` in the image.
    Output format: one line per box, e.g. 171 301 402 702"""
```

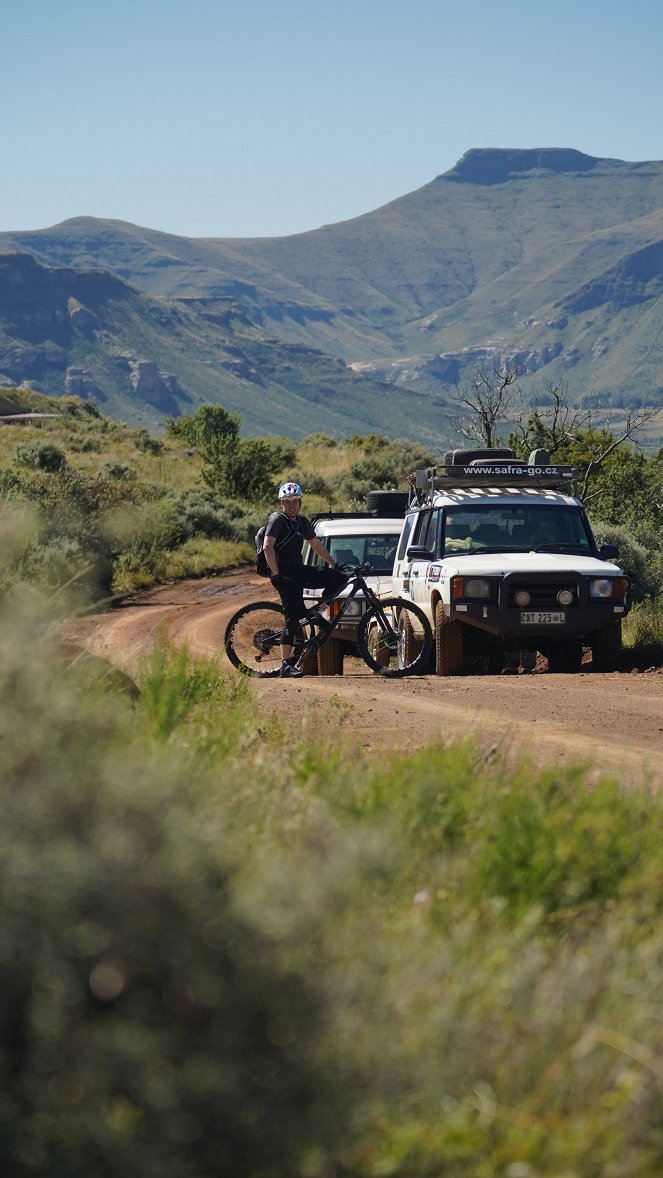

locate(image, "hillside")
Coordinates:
4 147 663 416
0 252 442 441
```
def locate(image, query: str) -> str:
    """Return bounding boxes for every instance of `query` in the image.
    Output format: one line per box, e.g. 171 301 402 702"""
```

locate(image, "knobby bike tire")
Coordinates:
357 598 432 676
224 600 304 677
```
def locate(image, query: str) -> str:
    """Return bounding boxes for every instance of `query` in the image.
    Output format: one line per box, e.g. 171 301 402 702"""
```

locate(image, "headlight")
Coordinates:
514 589 531 607
330 598 362 618
590 578 615 598
557 589 574 606
343 599 363 617
463 578 491 598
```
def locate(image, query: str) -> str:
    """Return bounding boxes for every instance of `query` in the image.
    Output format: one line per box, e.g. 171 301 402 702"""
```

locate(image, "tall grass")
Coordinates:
4 560 663 1174
624 598 663 653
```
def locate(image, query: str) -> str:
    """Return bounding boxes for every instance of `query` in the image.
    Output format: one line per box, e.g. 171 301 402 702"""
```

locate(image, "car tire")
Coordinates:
300 648 319 676
364 490 408 517
367 623 390 667
546 636 583 673
435 601 464 675
590 621 622 672
443 448 515 466
317 636 344 676
401 608 424 667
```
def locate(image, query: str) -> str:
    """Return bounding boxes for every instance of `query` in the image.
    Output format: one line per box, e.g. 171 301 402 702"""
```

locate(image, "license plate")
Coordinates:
521 610 566 625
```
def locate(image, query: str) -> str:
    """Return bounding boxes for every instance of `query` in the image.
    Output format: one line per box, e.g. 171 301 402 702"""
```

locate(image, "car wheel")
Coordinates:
590 621 622 672
317 636 344 675
435 601 464 675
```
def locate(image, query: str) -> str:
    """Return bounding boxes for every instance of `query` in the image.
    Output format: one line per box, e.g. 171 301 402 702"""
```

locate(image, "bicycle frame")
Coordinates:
299 566 385 659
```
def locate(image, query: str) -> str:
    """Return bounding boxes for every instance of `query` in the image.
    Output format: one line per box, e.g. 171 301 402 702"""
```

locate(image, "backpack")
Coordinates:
255 513 296 577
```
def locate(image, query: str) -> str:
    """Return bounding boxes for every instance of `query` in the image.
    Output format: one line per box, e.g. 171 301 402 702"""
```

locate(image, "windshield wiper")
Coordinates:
533 542 586 552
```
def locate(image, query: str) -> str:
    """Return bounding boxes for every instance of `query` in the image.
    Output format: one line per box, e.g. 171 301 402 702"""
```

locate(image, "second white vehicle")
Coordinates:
302 510 403 674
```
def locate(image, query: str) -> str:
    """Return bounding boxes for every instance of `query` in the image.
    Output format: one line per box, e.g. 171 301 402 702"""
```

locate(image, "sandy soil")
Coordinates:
59 568 663 788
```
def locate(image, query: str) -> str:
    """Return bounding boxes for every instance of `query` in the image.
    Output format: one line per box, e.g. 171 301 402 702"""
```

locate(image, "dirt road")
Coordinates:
60 568 663 788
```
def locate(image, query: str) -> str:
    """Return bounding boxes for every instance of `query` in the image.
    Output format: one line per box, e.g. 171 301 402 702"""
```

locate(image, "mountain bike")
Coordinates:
224 563 432 677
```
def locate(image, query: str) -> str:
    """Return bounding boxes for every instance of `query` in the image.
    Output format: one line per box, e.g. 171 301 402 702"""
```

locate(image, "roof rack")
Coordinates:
409 460 578 505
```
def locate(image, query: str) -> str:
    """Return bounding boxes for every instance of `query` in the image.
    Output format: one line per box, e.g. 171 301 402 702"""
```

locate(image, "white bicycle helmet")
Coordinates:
278 481 303 500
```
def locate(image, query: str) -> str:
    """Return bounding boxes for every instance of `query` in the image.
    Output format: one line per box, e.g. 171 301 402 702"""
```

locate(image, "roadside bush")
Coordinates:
134 427 164 455
69 434 102 453
0 608 345 1177
590 519 661 599
295 470 331 497
340 440 435 501
0 468 122 602
302 432 337 448
99 461 136 482
6 545 663 1174
200 437 285 501
624 599 663 652
14 441 67 472
172 489 263 545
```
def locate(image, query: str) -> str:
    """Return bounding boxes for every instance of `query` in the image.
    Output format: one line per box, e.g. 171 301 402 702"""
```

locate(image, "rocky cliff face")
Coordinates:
4 149 663 416
440 147 602 185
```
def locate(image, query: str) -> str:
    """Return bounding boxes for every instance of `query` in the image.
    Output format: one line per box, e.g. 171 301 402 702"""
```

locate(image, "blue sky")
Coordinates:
3 0 663 239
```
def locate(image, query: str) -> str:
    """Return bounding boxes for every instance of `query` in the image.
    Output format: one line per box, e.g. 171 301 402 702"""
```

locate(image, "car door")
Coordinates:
392 513 417 595
409 509 440 609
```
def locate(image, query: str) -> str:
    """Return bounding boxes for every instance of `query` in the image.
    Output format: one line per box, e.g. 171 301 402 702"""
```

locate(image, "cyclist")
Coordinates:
263 482 348 677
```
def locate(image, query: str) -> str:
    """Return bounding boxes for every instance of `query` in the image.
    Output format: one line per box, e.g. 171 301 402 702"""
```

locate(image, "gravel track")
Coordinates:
60 569 663 788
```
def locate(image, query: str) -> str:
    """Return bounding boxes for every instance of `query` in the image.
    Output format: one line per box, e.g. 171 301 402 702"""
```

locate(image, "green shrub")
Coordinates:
69 434 102 453
6 562 663 1174
134 428 164 455
340 440 435 500
0 609 342 1177
302 432 337 448
99 461 136 482
590 520 661 600
624 599 663 652
172 489 263 545
14 441 67 472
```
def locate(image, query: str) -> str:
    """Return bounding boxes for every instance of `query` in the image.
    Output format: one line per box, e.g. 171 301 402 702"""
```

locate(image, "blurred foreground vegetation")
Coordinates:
2 509 663 1175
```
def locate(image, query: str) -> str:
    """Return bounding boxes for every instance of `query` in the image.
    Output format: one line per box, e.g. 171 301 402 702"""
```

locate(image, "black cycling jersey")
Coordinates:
264 512 316 568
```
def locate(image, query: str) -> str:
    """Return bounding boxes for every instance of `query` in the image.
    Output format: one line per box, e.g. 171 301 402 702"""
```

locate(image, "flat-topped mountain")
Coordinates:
2 148 663 428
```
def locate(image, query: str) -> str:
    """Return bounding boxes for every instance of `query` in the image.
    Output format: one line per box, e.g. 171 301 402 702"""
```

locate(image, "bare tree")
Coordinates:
510 379 592 455
450 363 522 449
579 404 660 500
511 378 660 499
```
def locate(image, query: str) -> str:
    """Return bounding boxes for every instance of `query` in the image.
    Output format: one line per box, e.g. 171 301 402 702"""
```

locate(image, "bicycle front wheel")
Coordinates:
357 598 432 676
224 600 304 677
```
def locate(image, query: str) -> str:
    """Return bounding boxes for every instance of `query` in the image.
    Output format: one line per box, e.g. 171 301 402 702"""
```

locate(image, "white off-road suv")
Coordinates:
302 502 404 675
392 449 631 674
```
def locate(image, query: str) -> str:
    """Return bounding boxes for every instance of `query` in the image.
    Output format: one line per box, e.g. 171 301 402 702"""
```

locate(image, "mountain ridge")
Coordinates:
2 148 663 428
0 251 443 441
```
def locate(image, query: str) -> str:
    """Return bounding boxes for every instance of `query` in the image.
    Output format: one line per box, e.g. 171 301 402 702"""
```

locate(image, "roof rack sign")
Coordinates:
411 460 578 500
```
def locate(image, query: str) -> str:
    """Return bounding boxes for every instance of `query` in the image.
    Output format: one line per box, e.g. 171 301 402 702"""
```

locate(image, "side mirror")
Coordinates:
406 544 433 561
599 543 619 560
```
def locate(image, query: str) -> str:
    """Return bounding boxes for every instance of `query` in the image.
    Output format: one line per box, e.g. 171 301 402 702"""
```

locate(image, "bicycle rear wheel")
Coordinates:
357 598 432 676
224 600 304 677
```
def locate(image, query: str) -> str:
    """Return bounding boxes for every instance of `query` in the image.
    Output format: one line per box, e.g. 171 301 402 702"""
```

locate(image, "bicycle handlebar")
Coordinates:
338 561 372 575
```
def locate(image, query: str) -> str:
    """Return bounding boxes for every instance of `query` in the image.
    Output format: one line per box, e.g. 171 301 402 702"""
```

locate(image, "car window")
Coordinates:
311 532 400 570
441 506 592 552
396 515 416 560
421 508 440 554
413 510 439 552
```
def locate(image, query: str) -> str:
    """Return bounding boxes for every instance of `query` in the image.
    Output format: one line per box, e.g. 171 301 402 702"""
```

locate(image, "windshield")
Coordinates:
442 506 593 554
321 533 399 571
